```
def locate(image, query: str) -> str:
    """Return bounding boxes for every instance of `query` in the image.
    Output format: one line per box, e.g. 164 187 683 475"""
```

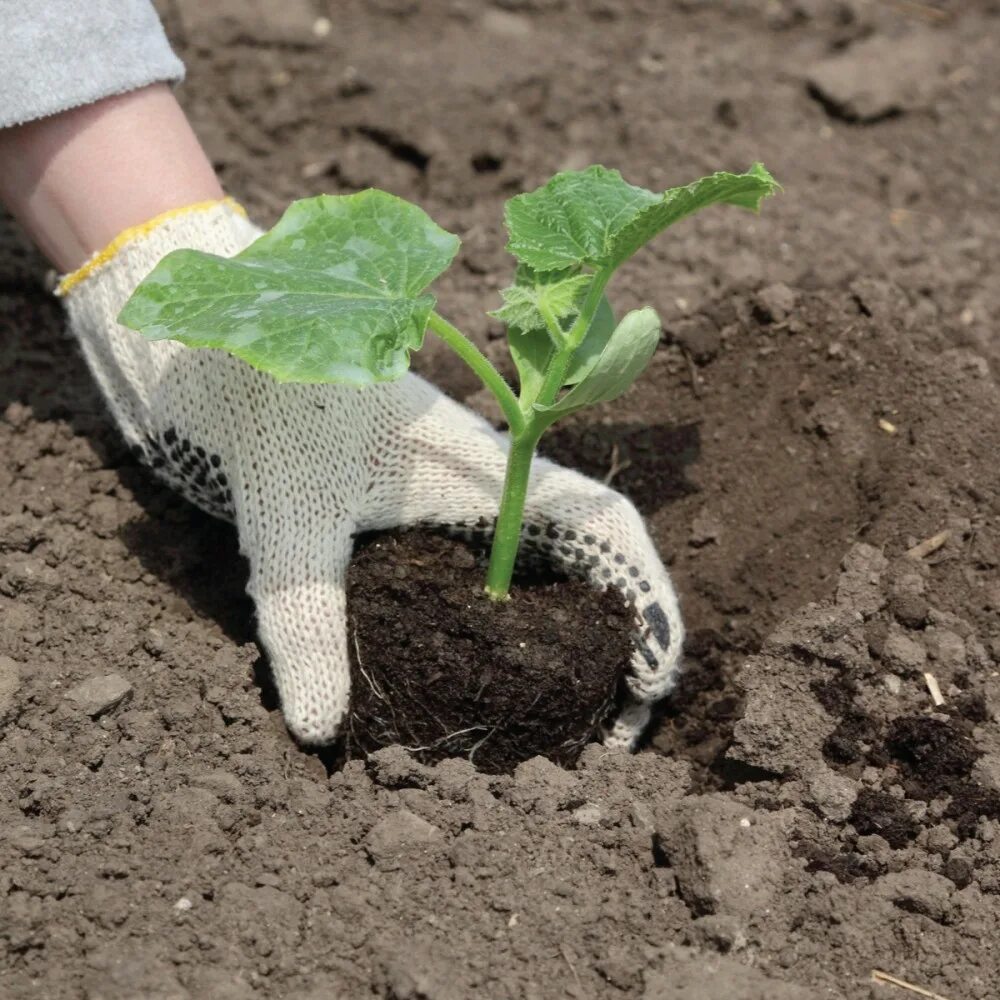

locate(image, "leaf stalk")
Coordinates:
426 312 525 437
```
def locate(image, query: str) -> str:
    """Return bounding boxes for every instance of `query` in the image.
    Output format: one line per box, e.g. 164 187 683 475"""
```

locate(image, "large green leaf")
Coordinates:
118 191 460 385
535 308 661 417
505 163 778 272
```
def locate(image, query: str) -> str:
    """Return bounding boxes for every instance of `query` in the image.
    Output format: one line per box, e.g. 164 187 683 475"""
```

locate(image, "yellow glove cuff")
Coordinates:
56 196 247 296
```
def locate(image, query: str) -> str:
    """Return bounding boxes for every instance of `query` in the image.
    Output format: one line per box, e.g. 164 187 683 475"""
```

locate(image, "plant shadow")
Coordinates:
540 419 701 516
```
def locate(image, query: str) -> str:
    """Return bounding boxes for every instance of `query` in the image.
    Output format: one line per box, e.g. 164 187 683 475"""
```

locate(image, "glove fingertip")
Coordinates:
281 690 350 746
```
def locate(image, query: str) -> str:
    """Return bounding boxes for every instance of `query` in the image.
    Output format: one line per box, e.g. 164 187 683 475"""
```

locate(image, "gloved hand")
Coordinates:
59 199 684 749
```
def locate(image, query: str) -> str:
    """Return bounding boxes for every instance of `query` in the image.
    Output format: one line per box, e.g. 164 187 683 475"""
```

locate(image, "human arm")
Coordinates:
0 0 212 269
0 84 223 271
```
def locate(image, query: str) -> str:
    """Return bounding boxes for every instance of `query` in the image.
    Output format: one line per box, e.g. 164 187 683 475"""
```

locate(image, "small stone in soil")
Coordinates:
64 673 134 719
0 654 22 724
365 808 442 867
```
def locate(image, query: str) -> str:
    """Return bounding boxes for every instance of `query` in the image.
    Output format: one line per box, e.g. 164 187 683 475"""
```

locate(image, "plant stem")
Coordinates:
535 267 613 408
484 426 541 599
537 299 566 347
484 268 613 598
426 311 539 598
426 312 525 436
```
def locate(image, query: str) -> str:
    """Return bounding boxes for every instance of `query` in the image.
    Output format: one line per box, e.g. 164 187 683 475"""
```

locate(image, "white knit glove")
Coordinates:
59 201 684 749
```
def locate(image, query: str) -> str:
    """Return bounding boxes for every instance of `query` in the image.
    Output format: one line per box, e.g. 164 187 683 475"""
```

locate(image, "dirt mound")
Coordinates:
3 1 1000 997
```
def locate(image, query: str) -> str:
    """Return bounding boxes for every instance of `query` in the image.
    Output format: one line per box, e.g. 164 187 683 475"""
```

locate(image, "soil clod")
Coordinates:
883 715 978 796
849 788 920 849
345 530 633 774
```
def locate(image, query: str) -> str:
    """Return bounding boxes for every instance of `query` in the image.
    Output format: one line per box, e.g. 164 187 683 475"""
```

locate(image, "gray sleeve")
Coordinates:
0 0 185 128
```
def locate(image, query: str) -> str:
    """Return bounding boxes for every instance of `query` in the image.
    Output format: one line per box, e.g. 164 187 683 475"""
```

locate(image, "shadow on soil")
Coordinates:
541 419 701 515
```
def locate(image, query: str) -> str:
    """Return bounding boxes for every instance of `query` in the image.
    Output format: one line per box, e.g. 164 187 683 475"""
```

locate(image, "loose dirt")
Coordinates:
3 1 1000 998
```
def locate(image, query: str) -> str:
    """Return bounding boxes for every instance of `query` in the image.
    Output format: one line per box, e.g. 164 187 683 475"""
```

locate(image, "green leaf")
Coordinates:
507 323 552 406
118 191 460 385
535 307 661 417
505 163 778 272
507 295 615 407
499 267 615 404
564 296 615 386
490 266 591 343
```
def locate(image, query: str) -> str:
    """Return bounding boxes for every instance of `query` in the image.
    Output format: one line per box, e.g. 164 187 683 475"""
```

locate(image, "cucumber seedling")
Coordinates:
119 164 778 598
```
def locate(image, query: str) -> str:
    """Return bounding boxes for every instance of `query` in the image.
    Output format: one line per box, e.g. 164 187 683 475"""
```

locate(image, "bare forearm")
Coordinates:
0 84 223 272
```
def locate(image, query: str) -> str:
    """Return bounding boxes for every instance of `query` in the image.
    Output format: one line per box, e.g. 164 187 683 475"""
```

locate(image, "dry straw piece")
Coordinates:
871 969 954 1000
923 672 945 707
905 529 950 560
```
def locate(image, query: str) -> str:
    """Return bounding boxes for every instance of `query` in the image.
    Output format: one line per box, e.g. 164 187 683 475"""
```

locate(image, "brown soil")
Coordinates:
346 530 632 773
3 1 1000 997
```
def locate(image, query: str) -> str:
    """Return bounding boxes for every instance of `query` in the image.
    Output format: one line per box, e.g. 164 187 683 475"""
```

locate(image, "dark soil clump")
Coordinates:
944 783 1000 840
800 844 886 884
345 530 633 774
883 715 979 797
822 707 883 767
849 788 920 849
648 627 746 788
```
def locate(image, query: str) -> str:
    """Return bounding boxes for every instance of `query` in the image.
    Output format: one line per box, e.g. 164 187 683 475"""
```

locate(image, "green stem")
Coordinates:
484 426 541 599
426 312 525 437
536 299 566 348
535 267 613 408
483 269 614 598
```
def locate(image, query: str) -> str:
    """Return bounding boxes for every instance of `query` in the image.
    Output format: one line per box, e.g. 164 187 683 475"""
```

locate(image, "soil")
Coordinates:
346 530 633 773
2 0 1000 997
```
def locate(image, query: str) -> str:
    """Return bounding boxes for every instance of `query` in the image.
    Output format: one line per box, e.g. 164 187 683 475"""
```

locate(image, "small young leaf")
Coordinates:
507 296 616 407
490 267 591 342
535 307 661 417
500 268 616 405
118 191 460 385
504 163 778 272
